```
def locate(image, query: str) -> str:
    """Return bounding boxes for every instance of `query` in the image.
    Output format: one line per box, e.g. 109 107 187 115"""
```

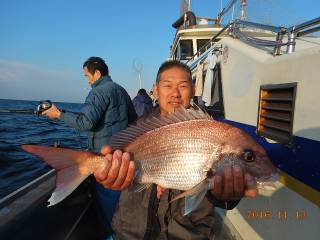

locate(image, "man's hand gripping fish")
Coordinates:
22 106 278 215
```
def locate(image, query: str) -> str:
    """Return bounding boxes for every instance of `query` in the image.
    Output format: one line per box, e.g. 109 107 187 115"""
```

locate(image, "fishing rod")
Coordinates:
0 100 85 150
0 100 52 116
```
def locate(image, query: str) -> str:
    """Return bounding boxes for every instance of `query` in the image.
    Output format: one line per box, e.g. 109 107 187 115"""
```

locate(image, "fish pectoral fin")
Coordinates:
170 179 210 203
169 179 211 216
184 189 208 216
128 183 152 192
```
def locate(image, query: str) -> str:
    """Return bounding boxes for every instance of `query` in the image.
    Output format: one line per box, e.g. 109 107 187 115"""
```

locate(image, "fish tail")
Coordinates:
21 145 95 206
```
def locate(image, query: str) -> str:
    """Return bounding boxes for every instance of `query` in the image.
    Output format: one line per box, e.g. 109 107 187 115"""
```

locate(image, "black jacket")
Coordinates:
111 184 238 240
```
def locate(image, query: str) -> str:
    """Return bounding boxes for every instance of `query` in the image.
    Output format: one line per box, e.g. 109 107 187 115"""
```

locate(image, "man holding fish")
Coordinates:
23 60 277 239
93 60 274 239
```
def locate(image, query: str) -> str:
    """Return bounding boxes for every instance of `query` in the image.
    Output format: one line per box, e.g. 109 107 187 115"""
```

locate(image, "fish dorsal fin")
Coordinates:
108 104 213 149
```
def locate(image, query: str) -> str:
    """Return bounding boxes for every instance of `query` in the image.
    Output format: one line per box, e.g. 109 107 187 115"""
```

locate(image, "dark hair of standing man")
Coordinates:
83 56 109 76
138 88 147 96
156 60 192 85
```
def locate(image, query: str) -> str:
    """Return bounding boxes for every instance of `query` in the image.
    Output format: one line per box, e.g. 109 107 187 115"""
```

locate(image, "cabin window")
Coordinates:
173 47 178 60
257 83 297 145
179 40 193 60
197 39 210 55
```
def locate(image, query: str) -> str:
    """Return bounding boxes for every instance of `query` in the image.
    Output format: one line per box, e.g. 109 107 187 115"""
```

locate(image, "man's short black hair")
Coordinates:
83 56 109 76
156 60 192 85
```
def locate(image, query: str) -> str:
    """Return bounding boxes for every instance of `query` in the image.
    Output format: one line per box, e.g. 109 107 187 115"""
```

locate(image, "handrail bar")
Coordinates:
230 18 320 54
234 19 283 33
297 26 320 37
235 17 320 36
288 17 320 33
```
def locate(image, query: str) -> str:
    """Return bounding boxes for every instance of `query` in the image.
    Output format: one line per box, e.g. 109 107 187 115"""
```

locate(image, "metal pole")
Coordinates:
273 29 285 56
240 0 247 20
287 30 296 54
231 5 234 20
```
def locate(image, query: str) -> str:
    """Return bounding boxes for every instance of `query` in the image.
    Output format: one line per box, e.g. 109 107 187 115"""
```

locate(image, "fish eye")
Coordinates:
243 150 256 162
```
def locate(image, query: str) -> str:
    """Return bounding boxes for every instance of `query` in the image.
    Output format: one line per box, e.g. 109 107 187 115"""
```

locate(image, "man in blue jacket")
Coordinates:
43 56 137 237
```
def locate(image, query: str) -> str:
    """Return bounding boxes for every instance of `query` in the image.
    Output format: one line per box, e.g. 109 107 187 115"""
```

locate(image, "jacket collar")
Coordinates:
91 75 112 88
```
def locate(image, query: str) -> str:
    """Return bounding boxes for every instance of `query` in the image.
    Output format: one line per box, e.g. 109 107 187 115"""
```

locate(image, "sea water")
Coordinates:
0 99 88 199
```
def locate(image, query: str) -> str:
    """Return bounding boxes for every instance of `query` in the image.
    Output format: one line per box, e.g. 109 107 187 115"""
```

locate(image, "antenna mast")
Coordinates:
240 0 248 20
180 0 190 15
133 59 143 90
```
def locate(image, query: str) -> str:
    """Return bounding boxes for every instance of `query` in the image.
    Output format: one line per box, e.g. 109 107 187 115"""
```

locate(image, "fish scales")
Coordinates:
125 120 222 190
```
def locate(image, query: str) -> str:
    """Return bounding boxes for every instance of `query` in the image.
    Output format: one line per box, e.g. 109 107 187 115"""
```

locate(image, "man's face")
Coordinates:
153 67 193 115
83 67 99 85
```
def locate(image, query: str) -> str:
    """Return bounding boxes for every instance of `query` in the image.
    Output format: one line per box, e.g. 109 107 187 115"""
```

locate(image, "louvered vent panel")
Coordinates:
257 83 297 144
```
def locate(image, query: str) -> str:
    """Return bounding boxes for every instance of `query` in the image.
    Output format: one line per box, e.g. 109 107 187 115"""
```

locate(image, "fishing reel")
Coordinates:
35 100 52 116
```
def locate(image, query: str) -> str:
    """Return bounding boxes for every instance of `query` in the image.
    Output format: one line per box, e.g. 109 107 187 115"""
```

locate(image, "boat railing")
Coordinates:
233 20 283 35
0 169 56 235
233 17 320 54
0 169 55 209
286 17 320 53
231 19 286 55
186 17 320 63
186 23 233 64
